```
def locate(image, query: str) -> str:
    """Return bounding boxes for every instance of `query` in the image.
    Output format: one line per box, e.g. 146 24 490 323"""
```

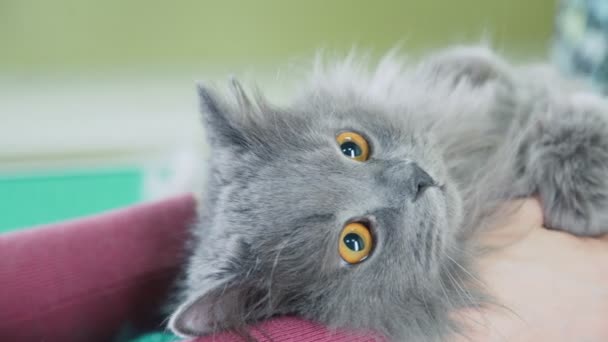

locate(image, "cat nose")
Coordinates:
409 164 435 200
379 162 436 201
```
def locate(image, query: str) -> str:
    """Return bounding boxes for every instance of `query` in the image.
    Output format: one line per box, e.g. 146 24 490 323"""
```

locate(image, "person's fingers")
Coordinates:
596 233 608 243
499 199 608 245
500 198 544 229
477 198 544 247
580 233 608 270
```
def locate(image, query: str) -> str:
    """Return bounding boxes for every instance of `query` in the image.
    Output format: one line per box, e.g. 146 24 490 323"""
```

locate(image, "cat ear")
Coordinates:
168 281 245 337
197 82 248 148
425 45 513 87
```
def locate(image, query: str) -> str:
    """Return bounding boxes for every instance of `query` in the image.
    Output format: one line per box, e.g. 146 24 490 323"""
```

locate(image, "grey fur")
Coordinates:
168 45 608 341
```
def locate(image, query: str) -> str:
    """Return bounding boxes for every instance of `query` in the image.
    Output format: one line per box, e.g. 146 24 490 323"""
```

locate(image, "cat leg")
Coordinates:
515 93 608 235
422 45 514 87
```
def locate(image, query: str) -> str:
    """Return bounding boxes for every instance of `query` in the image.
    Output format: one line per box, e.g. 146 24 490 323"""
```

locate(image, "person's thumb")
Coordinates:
478 198 544 247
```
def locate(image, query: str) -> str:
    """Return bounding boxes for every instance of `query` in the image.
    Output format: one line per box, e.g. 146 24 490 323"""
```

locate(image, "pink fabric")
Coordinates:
0 193 381 341
189 316 382 342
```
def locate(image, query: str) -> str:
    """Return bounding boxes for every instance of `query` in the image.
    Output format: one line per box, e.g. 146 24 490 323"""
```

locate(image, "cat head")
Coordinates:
169 46 510 339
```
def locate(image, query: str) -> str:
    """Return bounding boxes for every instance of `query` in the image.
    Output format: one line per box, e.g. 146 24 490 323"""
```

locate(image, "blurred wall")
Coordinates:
1 0 555 73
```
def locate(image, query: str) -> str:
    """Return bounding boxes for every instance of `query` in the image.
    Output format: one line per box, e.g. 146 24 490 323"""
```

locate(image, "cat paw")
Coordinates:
517 93 608 236
422 46 514 88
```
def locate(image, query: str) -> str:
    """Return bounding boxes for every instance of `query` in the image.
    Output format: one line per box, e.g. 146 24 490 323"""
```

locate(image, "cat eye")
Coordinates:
339 222 373 264
336 131 370 162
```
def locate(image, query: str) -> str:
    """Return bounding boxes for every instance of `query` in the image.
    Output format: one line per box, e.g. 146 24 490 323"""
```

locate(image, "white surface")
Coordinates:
0 69 295 170
0 74 204 164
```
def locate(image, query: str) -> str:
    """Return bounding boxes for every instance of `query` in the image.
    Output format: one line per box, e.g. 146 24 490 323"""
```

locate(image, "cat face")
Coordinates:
168 70 466 338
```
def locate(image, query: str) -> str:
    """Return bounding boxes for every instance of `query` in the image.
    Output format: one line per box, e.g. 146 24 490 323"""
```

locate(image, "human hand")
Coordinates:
457 199 608 342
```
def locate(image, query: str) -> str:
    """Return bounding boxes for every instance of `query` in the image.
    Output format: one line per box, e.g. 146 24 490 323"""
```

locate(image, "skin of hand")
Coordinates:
456 199 608 342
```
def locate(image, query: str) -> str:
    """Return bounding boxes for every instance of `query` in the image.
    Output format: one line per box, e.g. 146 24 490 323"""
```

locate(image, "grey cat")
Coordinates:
167 46 608 341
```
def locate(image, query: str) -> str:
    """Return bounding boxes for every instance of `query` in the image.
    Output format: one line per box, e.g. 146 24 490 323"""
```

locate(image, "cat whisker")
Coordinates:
446 266 478 313
266 239 291 311
418 288 447 341
442 251 487 289
440 265 493 336
441 251 499 326
442 252 528 340
437 272 457 314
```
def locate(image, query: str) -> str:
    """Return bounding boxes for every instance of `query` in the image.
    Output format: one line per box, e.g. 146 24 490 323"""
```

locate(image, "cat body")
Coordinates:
168 46 608 341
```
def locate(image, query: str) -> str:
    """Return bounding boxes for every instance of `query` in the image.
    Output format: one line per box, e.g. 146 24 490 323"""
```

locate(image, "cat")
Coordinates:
167 45 608 341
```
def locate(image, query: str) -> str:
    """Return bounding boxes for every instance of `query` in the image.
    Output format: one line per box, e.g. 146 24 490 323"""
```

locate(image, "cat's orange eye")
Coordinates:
336 132 370 162
339 222 373 264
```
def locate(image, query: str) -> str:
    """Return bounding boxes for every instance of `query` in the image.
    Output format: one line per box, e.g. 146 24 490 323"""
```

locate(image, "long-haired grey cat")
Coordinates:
168 46 608 341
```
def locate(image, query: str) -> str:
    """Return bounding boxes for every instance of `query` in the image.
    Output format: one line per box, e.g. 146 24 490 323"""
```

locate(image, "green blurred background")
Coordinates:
1 0 555 72
0 0 557 231
0 0 557 339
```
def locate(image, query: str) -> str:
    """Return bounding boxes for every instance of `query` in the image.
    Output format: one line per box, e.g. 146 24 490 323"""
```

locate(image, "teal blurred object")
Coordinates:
553 0 608 92
114 327 177 342
0 168 142 233
129 332 177 342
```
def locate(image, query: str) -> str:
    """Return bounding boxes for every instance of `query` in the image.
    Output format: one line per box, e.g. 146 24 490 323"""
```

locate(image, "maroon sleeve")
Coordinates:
188 316 382 342
0 194 196 341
